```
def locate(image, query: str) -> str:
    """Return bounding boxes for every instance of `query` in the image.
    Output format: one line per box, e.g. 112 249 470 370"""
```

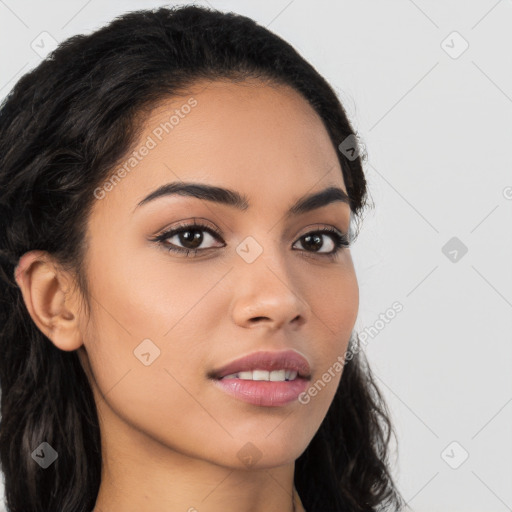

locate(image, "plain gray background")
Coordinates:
1 1 511 511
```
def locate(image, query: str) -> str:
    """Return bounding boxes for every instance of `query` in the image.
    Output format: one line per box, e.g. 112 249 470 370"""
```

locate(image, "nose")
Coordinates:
229 245 310 331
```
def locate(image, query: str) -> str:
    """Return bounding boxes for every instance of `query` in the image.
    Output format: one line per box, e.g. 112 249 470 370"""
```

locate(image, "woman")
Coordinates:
0 5 405 511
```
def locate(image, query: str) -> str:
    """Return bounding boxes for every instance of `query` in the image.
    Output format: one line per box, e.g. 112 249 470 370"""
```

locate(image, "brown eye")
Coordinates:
152 222 224 257
293 227 350 257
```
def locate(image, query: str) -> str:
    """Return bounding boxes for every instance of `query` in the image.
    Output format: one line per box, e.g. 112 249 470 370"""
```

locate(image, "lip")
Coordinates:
210 349 311 380
212 377 309 407
209 350 311 407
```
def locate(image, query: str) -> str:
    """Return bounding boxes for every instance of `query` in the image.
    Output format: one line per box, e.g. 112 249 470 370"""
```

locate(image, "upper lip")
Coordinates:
210 350 311 380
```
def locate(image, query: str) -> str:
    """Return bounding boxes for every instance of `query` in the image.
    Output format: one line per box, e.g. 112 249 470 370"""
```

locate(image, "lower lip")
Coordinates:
212 377 309 407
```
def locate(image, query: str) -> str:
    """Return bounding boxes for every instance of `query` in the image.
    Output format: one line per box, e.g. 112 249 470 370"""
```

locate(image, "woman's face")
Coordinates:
77 79 359 469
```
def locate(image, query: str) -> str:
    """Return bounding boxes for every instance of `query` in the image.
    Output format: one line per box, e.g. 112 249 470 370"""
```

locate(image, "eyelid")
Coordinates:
151 219 348 242
151 218 223 239
296 223 346 238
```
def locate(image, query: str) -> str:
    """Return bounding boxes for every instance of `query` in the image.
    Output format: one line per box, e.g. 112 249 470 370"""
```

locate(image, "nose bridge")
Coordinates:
233 201 291 264
230 230 308 328
235 228 289 282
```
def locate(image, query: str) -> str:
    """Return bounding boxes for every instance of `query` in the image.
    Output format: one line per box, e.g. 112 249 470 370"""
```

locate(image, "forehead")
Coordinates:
94 78 347 217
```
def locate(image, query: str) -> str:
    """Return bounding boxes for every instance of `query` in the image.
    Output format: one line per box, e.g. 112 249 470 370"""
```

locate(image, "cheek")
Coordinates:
80 256 223 400
305 256 359 349
78 254 236 453
84 233 229 342
296 259 358 410
83 348 220 461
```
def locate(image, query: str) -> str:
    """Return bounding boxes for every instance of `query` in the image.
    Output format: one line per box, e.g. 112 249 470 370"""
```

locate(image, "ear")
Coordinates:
14 250 84 352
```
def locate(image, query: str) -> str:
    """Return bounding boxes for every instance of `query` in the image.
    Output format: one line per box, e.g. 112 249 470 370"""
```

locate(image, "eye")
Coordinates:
292 225 350 259
151 221 350 259
151 220 224 257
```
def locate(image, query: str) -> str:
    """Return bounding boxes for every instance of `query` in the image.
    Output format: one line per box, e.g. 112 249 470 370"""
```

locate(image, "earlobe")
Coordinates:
14 250 84 352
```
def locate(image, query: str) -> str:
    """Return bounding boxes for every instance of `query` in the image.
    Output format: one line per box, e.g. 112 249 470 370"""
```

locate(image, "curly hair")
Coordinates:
0 5 405 511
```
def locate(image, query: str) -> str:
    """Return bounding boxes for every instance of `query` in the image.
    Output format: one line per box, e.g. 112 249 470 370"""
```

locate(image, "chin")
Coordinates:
213 432 312 471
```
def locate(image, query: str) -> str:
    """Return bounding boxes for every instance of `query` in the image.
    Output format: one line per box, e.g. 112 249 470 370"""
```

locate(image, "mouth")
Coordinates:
210 349 311 380
209 350 311 407
220 369 300 381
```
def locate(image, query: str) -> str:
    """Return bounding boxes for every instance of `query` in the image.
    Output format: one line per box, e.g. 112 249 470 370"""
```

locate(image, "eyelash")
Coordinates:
151 221 350 260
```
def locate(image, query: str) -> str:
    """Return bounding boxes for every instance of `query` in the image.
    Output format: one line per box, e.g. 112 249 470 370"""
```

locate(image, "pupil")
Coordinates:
181 230 203 249
303 234 322 251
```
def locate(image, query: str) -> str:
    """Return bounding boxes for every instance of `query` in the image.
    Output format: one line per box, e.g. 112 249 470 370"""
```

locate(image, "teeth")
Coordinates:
269 369 286 381
222 369 298 381
252 370 269 381
285 370 297 381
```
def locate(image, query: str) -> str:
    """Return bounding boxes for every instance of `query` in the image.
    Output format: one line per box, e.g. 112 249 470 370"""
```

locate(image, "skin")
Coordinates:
14 79 359 512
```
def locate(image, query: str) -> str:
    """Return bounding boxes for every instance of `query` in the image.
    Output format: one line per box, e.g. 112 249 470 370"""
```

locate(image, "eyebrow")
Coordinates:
134 181 350 216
